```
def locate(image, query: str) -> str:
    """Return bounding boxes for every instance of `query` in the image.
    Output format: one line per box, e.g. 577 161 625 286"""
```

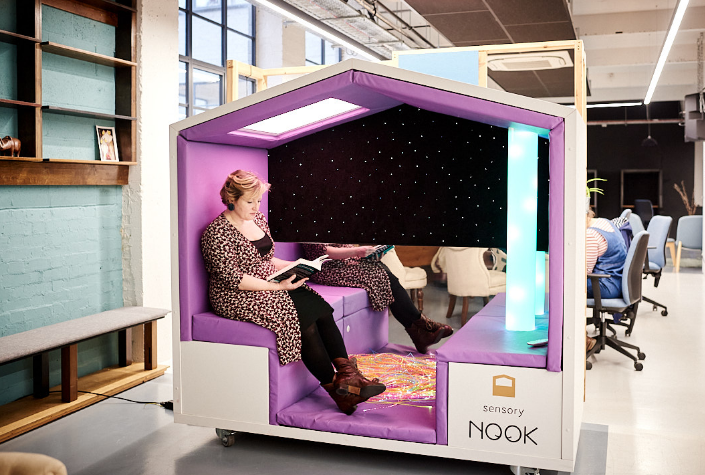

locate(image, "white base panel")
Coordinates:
179 341 269 424
174 342 576 472
173 412 575 472
448 363 563 460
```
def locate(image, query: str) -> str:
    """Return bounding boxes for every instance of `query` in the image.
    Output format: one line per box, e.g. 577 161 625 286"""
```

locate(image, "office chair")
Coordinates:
628 212 645 235
586 230 649 371
633 199 654 228
642 216 672 317
619 209 631 221
665 215 703 272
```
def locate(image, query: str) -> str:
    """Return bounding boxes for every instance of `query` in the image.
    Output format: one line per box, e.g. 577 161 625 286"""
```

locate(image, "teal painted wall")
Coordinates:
0 6 124 405
42 5 117 161
0 187 124 404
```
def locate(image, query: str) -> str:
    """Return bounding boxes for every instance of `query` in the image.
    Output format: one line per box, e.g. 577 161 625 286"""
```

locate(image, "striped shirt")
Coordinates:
586 217 624 273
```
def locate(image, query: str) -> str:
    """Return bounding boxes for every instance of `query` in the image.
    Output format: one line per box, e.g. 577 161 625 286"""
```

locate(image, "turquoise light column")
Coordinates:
535 251 546 315
506 128 539 331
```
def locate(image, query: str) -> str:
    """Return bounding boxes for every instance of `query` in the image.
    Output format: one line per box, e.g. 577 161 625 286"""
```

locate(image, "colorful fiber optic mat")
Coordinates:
276 345 439 444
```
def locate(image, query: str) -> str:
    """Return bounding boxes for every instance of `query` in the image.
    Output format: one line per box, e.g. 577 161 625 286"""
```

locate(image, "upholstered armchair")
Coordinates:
431 247 507 326
380 248 428 311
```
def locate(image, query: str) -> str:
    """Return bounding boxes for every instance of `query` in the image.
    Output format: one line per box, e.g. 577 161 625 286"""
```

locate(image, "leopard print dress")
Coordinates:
201 212 323 365
302 243 394 312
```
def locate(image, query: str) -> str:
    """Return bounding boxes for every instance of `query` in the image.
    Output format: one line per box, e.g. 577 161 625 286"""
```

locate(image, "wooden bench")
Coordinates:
0 306 169 403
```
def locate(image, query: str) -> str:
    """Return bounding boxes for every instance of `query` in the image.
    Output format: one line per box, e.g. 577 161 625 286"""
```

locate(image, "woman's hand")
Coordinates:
353 246 375 258
277 275 308 290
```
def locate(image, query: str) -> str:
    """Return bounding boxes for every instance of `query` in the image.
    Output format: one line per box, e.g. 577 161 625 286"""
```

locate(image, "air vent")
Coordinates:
487 51 573 72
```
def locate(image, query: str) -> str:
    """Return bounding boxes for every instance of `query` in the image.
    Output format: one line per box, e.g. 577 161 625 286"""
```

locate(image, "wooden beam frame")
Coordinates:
226 40 587 120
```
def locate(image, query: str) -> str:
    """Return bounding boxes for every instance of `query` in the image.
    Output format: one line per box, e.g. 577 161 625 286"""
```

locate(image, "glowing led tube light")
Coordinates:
249 0 382 62
535 251 546 316
644 0 690 104
505 128 539 331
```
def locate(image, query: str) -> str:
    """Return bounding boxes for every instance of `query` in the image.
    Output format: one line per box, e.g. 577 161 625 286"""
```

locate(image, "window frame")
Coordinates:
179 0 256 118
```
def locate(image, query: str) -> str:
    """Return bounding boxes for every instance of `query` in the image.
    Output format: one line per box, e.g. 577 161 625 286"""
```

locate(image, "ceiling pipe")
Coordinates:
354 0 437 49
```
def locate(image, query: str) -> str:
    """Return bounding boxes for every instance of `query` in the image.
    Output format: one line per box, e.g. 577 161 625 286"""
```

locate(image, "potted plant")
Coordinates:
586 177 606 213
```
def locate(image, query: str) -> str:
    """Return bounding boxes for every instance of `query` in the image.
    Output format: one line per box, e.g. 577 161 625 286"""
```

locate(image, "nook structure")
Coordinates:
169 59 586 472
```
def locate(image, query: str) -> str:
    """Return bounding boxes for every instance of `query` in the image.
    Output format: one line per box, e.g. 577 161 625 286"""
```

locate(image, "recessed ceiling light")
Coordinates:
235 98 364 136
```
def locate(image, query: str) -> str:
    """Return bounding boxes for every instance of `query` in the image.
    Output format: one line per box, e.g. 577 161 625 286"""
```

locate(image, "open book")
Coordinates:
363 244 395 261
267 255 331 283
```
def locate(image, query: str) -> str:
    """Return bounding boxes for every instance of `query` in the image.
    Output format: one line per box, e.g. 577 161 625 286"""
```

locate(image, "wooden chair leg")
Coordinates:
118 327 132 367
409 289 417 308
61 344 78 403
33 352 49 398
144 321 158 371
482 296 490 306
461 297 469 326
665 241 676 265
446 294 456 319
417 288 424 313
675 242 682 272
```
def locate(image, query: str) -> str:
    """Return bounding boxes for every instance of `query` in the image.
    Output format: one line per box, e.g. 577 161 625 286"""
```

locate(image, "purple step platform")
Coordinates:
276 344 437 444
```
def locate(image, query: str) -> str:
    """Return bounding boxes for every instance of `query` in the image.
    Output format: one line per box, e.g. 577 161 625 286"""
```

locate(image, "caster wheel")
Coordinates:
638 352 646 360
661 310 668 316
215 428 236 447
626 330 632 337
635 362 643 371
652 305 657 312
594 347 602 354
586 361 592 370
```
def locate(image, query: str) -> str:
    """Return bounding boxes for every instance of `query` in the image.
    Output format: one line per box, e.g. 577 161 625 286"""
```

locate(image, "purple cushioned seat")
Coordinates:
277 386 437 444
307 283 371 315
434 293 549 445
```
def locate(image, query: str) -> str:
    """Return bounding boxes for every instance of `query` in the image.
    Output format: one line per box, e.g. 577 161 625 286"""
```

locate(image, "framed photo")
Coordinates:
96 126 119 162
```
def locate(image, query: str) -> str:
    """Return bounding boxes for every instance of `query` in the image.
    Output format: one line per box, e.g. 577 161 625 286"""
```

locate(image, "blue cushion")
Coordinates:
586 298 629 310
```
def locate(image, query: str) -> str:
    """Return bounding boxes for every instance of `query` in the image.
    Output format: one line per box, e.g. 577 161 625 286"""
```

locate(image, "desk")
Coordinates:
394 246 439 267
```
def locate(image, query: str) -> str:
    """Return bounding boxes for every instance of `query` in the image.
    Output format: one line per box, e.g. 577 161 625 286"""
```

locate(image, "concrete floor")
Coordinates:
2 265 702 475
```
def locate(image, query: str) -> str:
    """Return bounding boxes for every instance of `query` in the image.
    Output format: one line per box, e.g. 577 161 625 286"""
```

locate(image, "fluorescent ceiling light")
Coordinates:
249 0 381 62
587 102 642 109
644 0 690 104
237 98 363 136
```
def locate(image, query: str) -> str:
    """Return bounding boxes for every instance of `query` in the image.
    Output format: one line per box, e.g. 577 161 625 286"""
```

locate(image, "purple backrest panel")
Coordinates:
177 136 269 341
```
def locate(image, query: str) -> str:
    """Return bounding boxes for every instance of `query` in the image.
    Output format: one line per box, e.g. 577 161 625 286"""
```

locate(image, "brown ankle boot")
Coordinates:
326 358 385 415
405 314 454 354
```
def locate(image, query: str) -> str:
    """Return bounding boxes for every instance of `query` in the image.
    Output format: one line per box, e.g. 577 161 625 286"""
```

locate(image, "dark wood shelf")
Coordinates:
0 158 131 185
0 156 136 165
0 98 41 109
71 0 136 14
0 29 40 46
41 42 136 68
42 105 136 121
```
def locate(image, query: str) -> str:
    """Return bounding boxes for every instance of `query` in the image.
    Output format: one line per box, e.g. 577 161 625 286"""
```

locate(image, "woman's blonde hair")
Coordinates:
220 170 271 206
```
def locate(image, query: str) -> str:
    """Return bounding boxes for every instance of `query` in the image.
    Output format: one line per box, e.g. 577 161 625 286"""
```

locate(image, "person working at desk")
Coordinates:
302 243 454 353
201 170 385 415
586 209 628 351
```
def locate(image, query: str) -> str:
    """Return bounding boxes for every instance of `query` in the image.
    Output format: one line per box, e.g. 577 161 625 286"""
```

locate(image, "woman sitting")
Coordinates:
302 243 453 353
586 209 628 352
201 170 385 415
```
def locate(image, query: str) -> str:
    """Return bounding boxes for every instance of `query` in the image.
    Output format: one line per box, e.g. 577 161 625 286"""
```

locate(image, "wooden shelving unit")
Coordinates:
0 0 136 186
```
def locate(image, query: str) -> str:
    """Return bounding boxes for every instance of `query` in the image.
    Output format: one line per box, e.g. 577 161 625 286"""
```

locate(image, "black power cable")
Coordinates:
49 390 173 410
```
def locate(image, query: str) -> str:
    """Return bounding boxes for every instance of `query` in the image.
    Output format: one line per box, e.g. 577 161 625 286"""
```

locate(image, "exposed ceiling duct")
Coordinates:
277 0 451 59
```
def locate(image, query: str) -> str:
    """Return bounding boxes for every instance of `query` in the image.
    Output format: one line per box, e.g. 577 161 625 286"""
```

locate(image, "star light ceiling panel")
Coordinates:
267 104 549 249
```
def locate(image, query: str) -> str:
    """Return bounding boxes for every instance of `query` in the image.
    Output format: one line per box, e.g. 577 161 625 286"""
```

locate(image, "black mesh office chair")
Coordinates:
586 230 649 371
633 199 654 229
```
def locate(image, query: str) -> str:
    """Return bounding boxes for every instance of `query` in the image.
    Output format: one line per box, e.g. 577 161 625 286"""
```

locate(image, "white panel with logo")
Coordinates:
447 363 562 459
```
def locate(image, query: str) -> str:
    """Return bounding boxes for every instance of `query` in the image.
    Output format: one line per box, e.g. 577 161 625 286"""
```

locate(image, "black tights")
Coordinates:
382 264 422 328
300 313 347 385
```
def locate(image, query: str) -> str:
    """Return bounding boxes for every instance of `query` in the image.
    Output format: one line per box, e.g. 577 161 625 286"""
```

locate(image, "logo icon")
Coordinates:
492 374 515 398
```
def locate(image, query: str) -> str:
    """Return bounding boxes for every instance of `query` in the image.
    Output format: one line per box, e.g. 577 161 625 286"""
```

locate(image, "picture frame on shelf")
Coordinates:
96 126 119 162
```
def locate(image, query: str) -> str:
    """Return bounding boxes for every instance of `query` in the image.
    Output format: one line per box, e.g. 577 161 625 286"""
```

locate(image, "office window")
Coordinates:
305 31 341 66
179 0 255 118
